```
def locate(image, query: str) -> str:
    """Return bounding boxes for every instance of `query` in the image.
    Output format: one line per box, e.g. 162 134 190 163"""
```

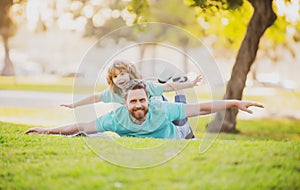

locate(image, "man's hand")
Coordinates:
237 101 264 114
24 128 48 134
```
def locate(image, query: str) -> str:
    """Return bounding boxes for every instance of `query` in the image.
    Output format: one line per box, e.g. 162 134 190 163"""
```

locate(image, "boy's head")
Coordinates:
123 79 149 100
106 60 142 94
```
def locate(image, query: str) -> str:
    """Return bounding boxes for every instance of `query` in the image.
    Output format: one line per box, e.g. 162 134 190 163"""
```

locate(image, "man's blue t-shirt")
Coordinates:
96 100 186 139
98 80 164 104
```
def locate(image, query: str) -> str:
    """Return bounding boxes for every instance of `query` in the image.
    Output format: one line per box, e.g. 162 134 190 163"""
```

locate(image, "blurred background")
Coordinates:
0 0 300 126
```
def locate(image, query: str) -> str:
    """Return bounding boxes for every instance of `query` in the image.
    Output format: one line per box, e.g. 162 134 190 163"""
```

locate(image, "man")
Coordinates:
25 80 264 139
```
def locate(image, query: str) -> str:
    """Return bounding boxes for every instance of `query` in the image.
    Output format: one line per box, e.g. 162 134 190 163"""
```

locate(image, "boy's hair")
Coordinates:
124 79 149 100
106 60 142 95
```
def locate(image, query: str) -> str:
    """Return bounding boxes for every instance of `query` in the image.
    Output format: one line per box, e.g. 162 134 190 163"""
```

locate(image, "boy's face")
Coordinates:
112 69 130 89
125 89 149 123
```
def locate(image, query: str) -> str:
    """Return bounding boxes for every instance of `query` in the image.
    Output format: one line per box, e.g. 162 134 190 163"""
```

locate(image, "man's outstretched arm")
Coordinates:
184 100 264 118
24 121 98 135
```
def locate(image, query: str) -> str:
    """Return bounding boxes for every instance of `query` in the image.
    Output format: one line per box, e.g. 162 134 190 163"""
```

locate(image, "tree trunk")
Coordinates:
1 29 14 76
207 0 276 133
180 37 189 73
139 44 147 72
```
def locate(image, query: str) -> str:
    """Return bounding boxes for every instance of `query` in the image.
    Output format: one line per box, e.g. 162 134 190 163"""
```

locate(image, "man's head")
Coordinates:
123 80 149 124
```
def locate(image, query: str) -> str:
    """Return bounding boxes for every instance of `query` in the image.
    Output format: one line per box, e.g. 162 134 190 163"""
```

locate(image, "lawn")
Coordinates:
1 120 300 190
1 76 300 189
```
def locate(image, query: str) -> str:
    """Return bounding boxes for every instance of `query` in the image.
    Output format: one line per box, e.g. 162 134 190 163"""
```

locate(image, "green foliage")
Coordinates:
264 2 297 44
184 0 243 10
1 121 300 189
188 0 300 51
190 0 252 50
127 0 150 23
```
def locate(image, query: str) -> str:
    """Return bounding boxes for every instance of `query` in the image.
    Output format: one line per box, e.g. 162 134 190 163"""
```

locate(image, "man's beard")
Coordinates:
130 107 148 121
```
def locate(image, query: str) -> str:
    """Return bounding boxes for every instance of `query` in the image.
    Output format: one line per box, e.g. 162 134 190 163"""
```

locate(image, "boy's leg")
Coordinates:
176 122 195 139
173 92 195 139
172 93 188 126
158 72 195 139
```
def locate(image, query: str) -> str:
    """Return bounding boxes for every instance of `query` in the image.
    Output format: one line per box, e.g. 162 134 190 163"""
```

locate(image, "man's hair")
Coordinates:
106 60 142 95
123 79 149 100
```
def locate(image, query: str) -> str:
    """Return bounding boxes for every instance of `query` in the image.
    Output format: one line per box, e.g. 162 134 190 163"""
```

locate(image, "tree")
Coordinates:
129 0 278 133
0 0 15 76
206 0 277 132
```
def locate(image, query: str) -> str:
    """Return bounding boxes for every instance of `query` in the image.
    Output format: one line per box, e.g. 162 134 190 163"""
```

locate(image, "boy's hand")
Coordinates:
192 75 203 86
60 104 75 109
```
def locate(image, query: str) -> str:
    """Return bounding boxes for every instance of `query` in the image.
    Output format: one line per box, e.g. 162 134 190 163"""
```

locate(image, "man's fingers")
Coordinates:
240 107 253 114
246 109 253 114
240 102 264 114
255 103 264 108
24 129 34 134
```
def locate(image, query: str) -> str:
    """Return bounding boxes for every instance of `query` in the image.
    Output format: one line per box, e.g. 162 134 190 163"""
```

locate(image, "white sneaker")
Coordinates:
172 74 188 83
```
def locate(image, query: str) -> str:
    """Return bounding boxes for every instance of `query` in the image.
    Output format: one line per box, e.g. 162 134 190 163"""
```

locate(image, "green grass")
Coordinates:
1 121 300 190
187 117 300 141
1 76 300 189
215 119 300 141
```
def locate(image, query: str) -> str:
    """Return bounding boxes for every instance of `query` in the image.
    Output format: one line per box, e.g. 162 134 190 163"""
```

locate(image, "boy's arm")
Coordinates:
60 94 100 109
163 75 202 92
184 100 264 117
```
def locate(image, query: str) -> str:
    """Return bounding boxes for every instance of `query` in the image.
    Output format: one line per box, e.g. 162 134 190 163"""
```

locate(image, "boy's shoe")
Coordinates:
185 128 195 139
158 69 174 84
172 74 188 83
158 72 188 84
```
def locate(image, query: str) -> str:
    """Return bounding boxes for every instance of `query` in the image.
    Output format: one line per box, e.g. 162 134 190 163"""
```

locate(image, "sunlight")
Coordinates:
111 10 121 19
121 9 136 26
70 1 83 11
22 0 300 33
26 0 39 30
90 0 105 6
221 18 229 26
83 4 94 18
57 13 74 30
75 16 88 32
197 17 210 29
276 0 300 23
92 12 106 27
101 8 112 19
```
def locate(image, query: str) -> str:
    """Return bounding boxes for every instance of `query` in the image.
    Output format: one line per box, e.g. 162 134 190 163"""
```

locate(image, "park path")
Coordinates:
0 90 118 126
0 90 75 108
1 89 299 126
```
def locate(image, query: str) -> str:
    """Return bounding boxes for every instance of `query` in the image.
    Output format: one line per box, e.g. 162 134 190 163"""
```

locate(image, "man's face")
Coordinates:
125 89 149 123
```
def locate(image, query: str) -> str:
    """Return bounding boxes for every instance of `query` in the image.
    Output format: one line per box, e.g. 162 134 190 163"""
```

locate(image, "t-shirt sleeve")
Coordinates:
144 80 164 97
98 88 113 103
165 102 186 121
95 113 115 132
